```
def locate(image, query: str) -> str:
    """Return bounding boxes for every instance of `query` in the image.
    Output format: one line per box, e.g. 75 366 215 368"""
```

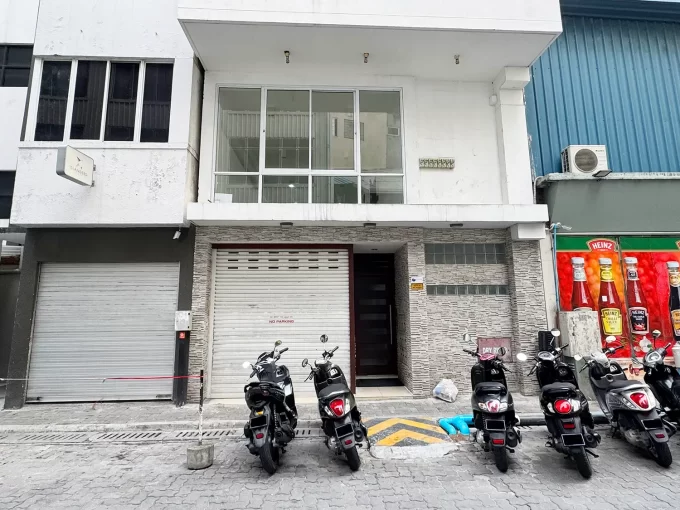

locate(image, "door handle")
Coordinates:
389 305 393 345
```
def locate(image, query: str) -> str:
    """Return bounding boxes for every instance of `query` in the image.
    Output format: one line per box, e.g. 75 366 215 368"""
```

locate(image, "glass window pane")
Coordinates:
141 63 173 142
2 68 30 87
214 175 258 203
217 88 261 173
35 61 71 141
70 61 106 140
0 171 16 219
359 91 402 173
6 46 32 66
263 175 308 204
311 91 354 170
361 176 403 204
312 176 358 204
266 90 309 169
104 62 139 141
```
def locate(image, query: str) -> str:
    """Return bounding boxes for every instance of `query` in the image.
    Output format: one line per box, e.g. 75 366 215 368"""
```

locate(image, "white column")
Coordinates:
492 67 534 205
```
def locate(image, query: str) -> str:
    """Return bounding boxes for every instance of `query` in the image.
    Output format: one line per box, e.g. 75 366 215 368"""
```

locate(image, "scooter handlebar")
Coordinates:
463 349 478 356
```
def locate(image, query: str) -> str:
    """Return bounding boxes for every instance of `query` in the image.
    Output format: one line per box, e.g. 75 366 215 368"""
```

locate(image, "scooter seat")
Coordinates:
318 383 348 400
474 382 507 396
541 382 578 398
607 379 644 391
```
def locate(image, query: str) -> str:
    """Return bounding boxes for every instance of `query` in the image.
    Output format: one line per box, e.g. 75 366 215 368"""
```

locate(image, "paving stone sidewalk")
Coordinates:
0 396 547 432
1 425 679 509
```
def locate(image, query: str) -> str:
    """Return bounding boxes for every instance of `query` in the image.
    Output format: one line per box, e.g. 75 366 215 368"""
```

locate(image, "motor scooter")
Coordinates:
303 334 369 471
638 330 680 427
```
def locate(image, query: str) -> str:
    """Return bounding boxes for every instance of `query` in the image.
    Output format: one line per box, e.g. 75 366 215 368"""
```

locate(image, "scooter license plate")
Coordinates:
250 415 267 428
335 423 354 438
642 418 663 430
561 433 585 447
485 419 505 431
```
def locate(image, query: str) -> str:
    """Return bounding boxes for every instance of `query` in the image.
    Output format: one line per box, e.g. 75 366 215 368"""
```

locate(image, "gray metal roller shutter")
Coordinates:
210 249 350 399
26 263 179 402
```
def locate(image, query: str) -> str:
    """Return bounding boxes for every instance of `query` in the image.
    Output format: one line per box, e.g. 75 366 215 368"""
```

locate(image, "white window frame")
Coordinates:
212 86 405 205
26 57 173 143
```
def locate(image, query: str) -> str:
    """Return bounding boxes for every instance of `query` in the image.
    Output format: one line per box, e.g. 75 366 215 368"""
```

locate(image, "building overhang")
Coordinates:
187 202 548 239
178 2 561 81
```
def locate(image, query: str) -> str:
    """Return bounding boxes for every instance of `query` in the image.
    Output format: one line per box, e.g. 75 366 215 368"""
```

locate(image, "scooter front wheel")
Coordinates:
572 447 592 479
346 446 361 471
493 446 508 473
651 441 672 468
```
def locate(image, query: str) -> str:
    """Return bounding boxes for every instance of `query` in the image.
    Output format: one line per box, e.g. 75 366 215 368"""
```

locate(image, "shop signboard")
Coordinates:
556 236 680 358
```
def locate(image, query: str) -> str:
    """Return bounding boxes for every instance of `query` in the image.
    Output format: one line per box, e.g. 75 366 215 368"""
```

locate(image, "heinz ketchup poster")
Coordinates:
556 236 680 358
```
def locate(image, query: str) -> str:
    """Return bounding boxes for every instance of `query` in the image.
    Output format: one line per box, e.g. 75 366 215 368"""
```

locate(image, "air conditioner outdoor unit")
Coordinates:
561 145 609 175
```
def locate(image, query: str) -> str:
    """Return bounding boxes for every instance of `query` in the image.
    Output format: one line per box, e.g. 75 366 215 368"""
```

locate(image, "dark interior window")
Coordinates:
141 63 173 142
104 62 139 141
0 172 16 219
0 45 33 87
34 61 71 141
70 61 107 140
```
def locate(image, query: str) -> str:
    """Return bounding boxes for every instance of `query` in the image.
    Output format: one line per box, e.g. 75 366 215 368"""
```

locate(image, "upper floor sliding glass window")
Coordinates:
0 45 33 87
214 87 404 205
33 59 174 143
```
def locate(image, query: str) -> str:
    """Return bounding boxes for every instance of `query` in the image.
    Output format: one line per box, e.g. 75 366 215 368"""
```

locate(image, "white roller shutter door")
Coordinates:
26 263 179 402
210 249 350 399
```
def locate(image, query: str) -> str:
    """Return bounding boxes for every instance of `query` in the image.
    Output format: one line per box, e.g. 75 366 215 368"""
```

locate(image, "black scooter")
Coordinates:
303 334 369 471
517 328 600 478
464 334 521 472
242 340 298 474
640 330 680 426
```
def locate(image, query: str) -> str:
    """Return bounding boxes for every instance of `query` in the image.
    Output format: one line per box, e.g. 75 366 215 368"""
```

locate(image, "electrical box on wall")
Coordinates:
175 311 192 331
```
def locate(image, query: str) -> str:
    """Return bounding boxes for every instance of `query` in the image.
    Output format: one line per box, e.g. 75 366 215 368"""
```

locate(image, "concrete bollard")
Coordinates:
187 443 214 470
186 369 213 470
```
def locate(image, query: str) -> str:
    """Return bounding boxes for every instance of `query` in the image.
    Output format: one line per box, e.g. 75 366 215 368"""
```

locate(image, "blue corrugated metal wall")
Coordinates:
526 16 680 176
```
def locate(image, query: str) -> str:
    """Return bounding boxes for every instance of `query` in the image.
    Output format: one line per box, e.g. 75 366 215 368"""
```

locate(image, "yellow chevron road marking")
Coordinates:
367 418 446 437
376 429 446 446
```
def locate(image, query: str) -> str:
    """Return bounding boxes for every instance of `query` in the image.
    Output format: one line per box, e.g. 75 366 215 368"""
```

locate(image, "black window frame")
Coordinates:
0 45 33 87
32 59 174 143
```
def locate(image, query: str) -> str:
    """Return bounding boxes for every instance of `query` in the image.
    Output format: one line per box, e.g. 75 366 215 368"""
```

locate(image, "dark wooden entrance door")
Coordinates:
354 254 397 376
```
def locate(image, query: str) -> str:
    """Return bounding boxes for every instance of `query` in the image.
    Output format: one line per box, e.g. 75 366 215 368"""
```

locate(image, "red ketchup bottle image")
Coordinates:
624 257 649 337
571 257 594 311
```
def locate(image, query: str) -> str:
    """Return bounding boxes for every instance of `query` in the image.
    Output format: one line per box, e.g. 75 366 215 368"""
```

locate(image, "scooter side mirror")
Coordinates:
497 346 507 357
652 330 662 340
573 355 583 361
463 333 472 343
550 328 561 338
275 340 283 347
605 336 617 344
302 358 308 368
242 361 251 369
320 334 328 343
516 353 528 362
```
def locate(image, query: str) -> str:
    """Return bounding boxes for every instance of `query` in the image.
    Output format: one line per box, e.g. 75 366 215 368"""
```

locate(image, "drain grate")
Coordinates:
296 428 322 437
19 432 89 443
92 431 165 442
174 429 239 439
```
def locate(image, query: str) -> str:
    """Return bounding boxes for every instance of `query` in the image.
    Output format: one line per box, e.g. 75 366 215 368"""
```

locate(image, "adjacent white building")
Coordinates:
3 0 561 407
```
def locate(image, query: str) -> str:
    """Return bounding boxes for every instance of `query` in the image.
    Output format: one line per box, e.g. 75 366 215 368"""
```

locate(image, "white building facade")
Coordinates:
179 1 561 401
4 0 561 407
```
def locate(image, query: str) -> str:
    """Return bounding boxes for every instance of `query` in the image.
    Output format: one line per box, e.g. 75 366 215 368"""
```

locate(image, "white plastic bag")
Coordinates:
432 379 458 403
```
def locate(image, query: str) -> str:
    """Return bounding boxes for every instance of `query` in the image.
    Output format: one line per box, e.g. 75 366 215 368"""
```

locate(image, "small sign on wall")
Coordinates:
419 157 455 170
477 337 512 362
410 275 424 291
56 146 95 186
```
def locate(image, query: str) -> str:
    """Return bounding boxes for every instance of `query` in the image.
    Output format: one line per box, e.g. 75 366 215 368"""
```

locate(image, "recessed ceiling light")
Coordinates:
449 223 464 228
280 222 293 227
363 222 377 227
288 183 295 188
